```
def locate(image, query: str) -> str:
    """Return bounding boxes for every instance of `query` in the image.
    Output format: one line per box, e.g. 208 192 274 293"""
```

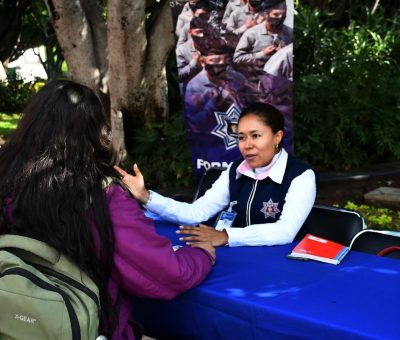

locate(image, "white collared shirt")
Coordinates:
147 149 316 247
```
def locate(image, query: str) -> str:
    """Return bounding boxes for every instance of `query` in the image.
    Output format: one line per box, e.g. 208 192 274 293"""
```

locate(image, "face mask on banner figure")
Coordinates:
263 5 286 31
177 1 225 48
204 55 230 77
176 16 208 87
260 1 288 64
224 0 265 50
200 43 255 110
177 12 231 87
199 50 237 108
200 38 260 110
184 39 251 131
175 0 211 39
189 16 215 52
191 28 205 48
232 0 292 84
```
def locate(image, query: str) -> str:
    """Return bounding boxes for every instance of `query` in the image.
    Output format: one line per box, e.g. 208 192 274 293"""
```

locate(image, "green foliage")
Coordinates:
13 2 65 80
0 77 40 113
124 110 195 189
0 113 19 137
339 201 400 231
294 5 400 170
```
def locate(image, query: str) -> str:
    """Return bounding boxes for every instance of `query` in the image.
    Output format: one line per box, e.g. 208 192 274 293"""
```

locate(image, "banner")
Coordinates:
170 0 294 180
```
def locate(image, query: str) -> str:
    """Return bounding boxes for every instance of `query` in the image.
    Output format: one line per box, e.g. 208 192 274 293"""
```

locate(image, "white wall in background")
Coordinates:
8 46 47 82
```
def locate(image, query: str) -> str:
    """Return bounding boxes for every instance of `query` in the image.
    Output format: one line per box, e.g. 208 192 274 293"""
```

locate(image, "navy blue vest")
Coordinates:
228 155 313 228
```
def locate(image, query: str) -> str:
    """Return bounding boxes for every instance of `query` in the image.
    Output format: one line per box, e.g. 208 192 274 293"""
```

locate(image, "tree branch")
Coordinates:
146 0 175 72
107 0 147 106
80 0 108 92
143 0 175 119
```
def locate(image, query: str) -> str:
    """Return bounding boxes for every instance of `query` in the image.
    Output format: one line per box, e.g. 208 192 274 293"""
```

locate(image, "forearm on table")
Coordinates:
146 190 226 225
115 245 213 300
225 221 297 247
146 168 231 224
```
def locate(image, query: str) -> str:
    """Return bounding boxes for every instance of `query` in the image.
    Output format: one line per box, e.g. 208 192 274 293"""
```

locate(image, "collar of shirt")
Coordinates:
236 148 288 183
243 3 252 15
259 22 270 35
260 22 281 38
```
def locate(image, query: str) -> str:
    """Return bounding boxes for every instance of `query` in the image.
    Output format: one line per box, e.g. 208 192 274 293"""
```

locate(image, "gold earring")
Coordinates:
275 144 279 151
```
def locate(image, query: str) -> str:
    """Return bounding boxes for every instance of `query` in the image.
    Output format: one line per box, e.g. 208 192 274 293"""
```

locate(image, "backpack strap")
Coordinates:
0 234 97 290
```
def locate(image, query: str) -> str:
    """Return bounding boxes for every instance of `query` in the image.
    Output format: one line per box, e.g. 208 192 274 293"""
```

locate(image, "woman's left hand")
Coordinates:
177 224 228 247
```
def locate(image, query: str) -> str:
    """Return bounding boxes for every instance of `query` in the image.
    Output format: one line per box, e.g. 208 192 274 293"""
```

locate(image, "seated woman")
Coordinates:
116 102 316 247
0 80 215 339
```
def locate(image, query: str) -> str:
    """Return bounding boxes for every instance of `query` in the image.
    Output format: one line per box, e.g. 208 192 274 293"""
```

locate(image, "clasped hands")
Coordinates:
177 224 229 247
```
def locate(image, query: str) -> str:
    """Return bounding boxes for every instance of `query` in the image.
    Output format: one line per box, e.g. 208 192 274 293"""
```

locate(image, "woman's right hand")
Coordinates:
114 164 150 205
190 241 216 265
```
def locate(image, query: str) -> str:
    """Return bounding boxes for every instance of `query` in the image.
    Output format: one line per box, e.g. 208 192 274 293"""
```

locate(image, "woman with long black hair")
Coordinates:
0 80 215 339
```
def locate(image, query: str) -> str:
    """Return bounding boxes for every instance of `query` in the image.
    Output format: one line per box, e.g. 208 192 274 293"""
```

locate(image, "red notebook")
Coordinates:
288 234 349 265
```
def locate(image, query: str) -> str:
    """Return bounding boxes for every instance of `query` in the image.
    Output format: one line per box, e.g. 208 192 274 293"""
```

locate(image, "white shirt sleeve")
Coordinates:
146 166 232 225
226 169 316 247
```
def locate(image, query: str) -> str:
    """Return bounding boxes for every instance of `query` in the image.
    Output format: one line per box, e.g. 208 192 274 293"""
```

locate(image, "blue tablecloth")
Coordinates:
132 217 400 339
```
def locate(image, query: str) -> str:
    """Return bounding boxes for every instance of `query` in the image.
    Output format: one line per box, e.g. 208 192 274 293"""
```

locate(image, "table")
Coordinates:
132 216 400 339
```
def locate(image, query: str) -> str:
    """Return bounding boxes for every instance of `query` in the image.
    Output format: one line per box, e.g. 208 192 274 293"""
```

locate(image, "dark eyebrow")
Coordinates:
239 129 261 132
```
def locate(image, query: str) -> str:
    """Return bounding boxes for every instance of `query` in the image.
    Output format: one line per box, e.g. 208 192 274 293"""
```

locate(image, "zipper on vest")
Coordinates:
1 267 81 340
246 180 258 225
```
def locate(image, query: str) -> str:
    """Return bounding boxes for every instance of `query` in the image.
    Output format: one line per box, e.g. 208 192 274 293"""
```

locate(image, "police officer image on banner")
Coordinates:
184 39 258 135
233 0 293 82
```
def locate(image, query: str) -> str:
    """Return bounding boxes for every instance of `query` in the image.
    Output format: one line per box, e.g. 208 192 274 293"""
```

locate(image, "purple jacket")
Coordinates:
5 184 213 339
101 184 214 339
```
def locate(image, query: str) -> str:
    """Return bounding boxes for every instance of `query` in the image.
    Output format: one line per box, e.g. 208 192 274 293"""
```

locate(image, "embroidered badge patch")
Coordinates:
260 199 280 219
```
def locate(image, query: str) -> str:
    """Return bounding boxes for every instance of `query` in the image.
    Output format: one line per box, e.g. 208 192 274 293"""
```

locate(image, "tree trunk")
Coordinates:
107 0 147 158
81 0 109 93
44 0 175 162
143 0 175 121
106 0 175 157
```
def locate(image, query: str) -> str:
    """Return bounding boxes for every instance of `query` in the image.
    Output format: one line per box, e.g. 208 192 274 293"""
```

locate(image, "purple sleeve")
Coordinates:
105 184 213 300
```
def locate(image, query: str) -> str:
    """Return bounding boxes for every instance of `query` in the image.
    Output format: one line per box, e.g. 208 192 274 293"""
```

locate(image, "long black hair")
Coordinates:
0 80 117 335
